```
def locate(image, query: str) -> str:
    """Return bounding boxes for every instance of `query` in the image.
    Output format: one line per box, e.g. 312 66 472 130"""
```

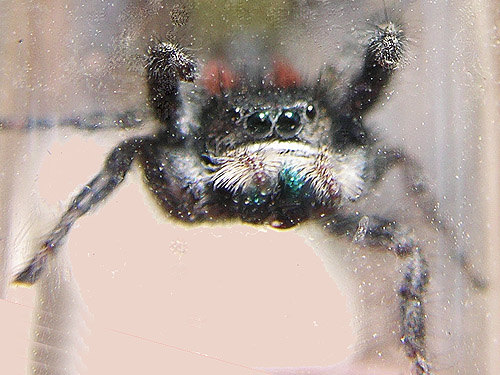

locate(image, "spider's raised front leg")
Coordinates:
146 40 196 126
342 22 406 117
333 21 406 147
325 213 431 375
14 138 146 285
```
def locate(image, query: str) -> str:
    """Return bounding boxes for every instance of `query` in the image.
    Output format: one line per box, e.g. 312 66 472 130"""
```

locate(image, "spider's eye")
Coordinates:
226 107 241 122
245 112 272 137
276 110 302 138
305 104 316 119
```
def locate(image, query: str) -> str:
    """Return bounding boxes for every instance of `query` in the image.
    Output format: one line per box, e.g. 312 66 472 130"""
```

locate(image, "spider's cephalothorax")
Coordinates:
197 78 367 228
16 22 446 375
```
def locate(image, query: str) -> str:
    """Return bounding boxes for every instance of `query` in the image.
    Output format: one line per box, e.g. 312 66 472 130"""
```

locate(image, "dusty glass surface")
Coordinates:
1 1 499 375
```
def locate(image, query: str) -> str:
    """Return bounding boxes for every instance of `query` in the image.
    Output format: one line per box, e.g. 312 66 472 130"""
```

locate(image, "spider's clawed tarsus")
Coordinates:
369 21 407 70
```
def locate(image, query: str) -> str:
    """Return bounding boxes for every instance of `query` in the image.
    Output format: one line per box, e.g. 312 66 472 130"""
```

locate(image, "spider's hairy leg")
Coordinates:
137 139 214 222
13 138 145 285
369 147 486 289
325 214 431 375
146 41 196 126
342 21 406 117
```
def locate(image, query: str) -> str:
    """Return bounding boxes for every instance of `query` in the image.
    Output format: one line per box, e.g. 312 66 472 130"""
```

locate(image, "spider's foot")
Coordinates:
13 251 50 286
147 41 197 83
413 354 432 375
369 21 407 70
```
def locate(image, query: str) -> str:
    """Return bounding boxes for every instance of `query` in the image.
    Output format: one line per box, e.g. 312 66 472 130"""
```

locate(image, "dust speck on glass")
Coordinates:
5 1 488 375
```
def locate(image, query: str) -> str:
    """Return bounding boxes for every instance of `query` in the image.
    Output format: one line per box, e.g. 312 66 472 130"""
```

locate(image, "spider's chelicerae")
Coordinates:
15 19 476 375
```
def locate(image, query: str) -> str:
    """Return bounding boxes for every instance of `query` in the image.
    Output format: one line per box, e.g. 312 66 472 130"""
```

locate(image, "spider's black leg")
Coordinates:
136 139 218 223
59 110 147 130
325 213 431 375
146 41 196 128
369 147 486 289
14 138 145 285
341 22 406 117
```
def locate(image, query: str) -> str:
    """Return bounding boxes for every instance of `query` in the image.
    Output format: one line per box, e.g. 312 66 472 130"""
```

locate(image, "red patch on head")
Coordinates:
201 57 301 93
201 60 238 95
270 59 301 88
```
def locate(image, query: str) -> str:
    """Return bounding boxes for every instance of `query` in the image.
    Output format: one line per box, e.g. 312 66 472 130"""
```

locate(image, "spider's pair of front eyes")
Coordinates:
244 105 316 139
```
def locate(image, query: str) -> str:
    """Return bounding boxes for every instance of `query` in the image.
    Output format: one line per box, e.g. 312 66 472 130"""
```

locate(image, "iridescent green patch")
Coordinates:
243 189 269 206
280 167 307 200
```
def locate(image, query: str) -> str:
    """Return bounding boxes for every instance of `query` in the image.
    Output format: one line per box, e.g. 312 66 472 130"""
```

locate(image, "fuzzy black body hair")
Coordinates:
14 17 469 375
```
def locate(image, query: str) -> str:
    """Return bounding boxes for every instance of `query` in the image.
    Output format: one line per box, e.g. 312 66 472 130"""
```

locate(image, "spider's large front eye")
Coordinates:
245 112 272 137
276 110 302 138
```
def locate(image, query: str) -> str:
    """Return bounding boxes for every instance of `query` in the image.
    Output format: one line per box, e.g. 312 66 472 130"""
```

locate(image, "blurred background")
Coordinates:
1 1 499 374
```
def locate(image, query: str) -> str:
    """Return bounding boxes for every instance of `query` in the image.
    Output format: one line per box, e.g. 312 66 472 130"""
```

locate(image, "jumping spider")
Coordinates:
15 20 465 375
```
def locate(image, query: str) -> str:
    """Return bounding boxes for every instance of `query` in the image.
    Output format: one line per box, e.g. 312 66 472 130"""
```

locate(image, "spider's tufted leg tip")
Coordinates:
369 21 407 70
12 253 50 286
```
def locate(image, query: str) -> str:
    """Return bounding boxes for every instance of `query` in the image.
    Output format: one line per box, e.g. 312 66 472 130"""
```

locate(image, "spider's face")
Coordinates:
199 85 367 228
